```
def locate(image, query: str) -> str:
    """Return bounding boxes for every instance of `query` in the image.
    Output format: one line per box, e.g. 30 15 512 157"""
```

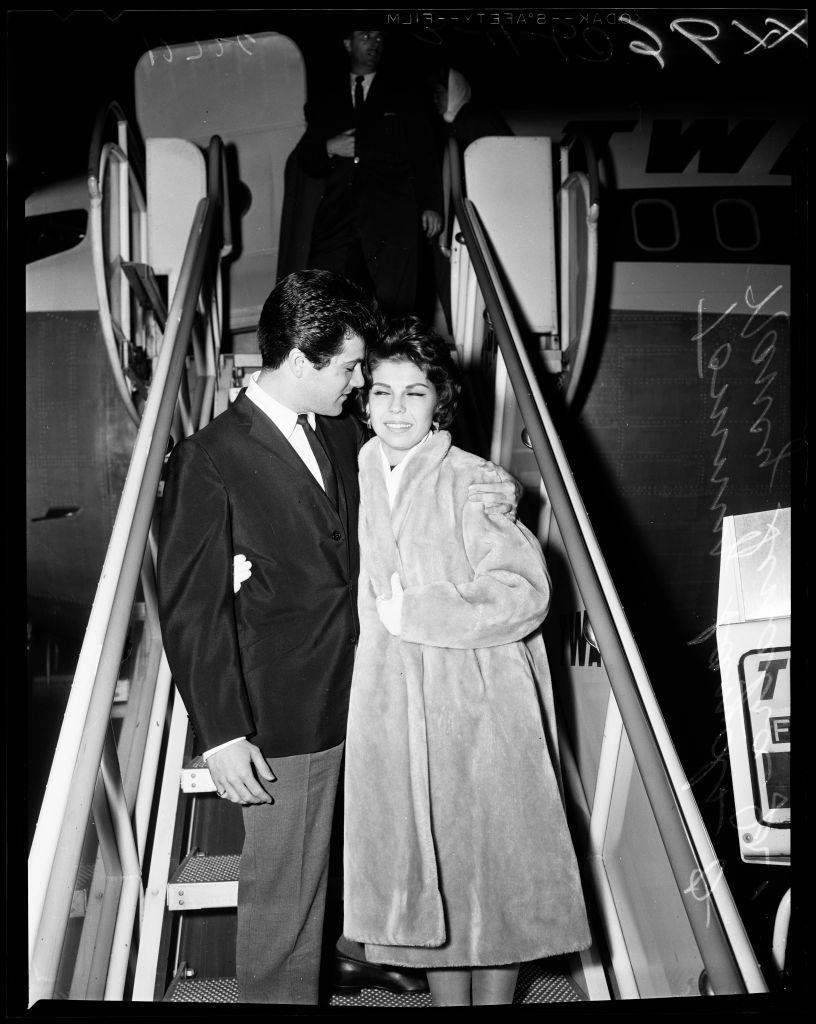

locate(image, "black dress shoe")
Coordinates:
333 953 429 994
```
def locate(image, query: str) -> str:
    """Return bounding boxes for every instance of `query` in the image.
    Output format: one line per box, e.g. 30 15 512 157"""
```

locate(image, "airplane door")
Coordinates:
134 32 306 334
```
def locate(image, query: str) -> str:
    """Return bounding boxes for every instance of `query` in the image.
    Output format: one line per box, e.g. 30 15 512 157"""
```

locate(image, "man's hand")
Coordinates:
422 209 443 238
326 129 356 159
467 463 522 520
207 740 275 805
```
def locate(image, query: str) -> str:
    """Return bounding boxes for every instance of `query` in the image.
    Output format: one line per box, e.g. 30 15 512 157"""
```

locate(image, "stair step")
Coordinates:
121 261 168 329
164 965 237 1003
162 957 586 1004
167 851 239 910
180 756 217 793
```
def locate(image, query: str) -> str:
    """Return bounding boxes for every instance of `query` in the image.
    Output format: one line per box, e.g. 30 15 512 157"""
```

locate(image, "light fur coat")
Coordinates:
343 432 590 967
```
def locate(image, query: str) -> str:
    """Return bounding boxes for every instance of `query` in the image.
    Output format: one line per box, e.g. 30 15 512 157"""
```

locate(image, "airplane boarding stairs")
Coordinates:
27 105 772 1005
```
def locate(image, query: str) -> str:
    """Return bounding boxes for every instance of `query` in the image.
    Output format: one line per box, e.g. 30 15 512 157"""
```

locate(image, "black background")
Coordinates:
8 8 808 196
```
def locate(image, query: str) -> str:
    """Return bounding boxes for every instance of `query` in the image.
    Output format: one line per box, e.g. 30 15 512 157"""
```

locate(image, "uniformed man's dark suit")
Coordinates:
298 71 443 315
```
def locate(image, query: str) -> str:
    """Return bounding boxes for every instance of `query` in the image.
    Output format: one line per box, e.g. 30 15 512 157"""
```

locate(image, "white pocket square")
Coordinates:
233 553 253 594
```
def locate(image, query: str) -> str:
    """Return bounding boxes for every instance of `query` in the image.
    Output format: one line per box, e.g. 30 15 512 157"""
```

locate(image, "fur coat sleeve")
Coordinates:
399 497 551 648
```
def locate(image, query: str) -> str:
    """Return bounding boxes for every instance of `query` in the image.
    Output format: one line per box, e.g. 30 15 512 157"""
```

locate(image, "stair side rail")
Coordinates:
28 133 228 1004
446 136 766 997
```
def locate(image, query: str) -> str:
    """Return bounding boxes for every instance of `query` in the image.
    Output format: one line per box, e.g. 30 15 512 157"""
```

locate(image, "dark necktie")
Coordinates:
354 75 365 118
297 415 339 511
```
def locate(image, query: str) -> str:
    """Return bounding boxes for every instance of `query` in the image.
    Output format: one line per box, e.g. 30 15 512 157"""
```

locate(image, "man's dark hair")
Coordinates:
257 270 378 370
357 316 462 429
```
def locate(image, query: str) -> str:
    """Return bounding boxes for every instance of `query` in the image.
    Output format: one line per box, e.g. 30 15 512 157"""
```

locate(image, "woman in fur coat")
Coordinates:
343 318 590 1005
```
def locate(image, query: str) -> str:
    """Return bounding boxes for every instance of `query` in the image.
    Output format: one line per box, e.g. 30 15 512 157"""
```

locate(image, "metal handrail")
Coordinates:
89 138 147 427
88 100 150 427
559 130 600 212
88 100 146 201
219 142 233 258
29 137 226 1003
557 132 599 407
556 133 599 406
772 889 791 975
559 170 599 406
447 139 765 994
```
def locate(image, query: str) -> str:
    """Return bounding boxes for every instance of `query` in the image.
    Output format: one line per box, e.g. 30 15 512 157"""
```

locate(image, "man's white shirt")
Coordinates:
379 431 432 509
246 371 327 490
351 71 376 104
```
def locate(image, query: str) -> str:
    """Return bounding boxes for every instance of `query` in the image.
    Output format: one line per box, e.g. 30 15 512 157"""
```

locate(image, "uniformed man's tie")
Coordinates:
297 415 339 511
354 75 365 119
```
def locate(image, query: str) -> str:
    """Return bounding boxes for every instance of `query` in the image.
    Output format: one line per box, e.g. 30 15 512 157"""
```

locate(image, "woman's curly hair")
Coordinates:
356 316 462 429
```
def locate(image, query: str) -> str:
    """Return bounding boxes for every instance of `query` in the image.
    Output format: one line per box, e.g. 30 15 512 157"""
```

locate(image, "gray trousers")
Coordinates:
236 741 344 1004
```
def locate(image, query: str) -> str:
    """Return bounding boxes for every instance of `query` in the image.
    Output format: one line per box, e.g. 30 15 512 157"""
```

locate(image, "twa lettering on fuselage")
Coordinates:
541 116 802 190
561 611 603 669
646 119 773 174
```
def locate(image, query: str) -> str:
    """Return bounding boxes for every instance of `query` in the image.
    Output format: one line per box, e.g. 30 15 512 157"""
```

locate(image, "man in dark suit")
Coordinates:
158 270 517 1003
158 271 376 1004
299 27 443 315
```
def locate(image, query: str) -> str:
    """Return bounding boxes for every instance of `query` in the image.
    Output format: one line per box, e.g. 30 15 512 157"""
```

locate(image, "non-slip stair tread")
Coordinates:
163 958 586 1004
514 960 586 1003
165 976 238 1002
172 853 240 885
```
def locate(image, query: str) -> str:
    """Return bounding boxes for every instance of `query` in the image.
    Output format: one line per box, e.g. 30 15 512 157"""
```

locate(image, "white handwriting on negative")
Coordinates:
694 301 736 556
693 284 789 556
742 286 791 490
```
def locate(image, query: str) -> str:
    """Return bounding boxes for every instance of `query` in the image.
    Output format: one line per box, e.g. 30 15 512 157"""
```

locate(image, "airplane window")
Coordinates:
25 210 88 265
713 199 760 252
631 199 679 252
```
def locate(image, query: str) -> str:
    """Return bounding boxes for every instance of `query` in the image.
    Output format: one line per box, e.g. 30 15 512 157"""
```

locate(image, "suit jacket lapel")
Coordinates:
316 416 355 526
364 71 385 113
233 393 340 518
332 76 354 128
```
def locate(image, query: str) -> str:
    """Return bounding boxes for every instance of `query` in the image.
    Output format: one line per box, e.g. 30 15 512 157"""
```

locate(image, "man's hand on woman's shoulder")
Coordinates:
467 461 522 520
